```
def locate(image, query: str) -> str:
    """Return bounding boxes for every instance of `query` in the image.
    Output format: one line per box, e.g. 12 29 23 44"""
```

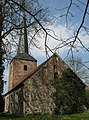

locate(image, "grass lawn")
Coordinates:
0 109 89 120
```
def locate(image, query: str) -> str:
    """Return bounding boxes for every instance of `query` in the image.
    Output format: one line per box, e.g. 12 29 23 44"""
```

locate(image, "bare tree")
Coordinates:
65 56 89 83
56 0 89 85
53 0 89 55
6 0 89 58
1 0 89 92
0 0 52 95
0 0 5 95
43 0 89 85
3 0 51 60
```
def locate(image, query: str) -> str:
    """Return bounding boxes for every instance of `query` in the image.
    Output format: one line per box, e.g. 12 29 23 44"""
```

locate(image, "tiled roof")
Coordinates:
13 53 37 62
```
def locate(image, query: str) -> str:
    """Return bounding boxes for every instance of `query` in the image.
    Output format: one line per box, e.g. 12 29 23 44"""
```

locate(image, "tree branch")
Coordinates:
73 0 89 44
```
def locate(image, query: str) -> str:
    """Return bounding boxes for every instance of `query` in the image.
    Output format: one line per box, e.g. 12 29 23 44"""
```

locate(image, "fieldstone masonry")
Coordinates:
4 54 68 115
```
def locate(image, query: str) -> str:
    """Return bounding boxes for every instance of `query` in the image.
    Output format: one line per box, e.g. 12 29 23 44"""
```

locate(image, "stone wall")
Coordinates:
5 86 24 115
4 95 9 112
5 54 67 115
23 55 61 114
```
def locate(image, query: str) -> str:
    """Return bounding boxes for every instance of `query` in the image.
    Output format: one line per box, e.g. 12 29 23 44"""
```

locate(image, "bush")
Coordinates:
53 68 86 115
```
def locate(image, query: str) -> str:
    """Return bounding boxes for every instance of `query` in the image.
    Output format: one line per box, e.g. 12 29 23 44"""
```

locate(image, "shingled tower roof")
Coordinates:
14 17 37 62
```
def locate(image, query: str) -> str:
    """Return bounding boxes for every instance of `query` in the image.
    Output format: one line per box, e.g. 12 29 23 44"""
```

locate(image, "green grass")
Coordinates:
0 109 89 120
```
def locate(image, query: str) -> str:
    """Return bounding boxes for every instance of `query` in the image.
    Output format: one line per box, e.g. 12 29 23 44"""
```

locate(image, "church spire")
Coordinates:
17 0 28 54
14 0 37 62
17 17 28 54
15 16 37 62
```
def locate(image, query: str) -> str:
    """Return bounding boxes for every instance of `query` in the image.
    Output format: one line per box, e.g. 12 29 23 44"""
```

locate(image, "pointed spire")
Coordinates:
23 17 28 54
14 0 37 62
17 0 28 54
16 19 37 62
17 17 28 54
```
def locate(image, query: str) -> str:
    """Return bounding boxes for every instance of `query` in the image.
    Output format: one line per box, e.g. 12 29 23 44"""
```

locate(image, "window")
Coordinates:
24 65 27 71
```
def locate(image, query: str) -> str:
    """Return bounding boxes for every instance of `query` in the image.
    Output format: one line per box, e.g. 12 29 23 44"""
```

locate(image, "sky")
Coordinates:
3 0 89 93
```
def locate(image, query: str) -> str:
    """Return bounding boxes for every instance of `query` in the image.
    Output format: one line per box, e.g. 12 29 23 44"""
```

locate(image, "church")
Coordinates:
4 18 85 115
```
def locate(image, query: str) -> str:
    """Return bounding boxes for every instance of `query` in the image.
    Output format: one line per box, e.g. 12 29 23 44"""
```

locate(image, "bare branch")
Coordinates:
66 0 73 26
73 0 89 44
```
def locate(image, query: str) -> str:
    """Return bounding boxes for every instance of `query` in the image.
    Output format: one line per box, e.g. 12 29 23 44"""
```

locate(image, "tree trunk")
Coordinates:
0 1 4 95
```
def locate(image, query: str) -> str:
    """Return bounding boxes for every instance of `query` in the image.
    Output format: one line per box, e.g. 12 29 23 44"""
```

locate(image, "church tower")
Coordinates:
8 18 37 91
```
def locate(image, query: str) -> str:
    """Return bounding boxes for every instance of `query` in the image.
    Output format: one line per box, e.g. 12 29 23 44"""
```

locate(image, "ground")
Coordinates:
0 109 89 120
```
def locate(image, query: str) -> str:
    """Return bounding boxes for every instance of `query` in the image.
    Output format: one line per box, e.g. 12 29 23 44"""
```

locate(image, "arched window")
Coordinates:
24 65 27 71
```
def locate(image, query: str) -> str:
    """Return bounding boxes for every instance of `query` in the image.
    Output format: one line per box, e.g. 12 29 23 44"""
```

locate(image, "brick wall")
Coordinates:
8 59 37 90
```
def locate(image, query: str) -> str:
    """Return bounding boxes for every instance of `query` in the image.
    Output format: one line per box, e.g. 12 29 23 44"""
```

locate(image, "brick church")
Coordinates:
4 18 85 115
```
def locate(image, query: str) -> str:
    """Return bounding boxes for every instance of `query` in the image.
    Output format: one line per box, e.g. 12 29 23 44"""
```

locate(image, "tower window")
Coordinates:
24 65 27 71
